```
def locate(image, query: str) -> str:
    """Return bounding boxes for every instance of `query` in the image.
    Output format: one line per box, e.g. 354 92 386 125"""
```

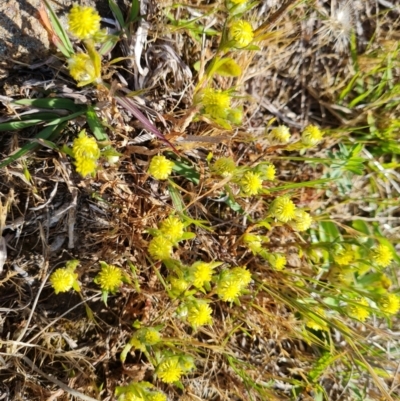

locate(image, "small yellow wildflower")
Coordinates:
228 108 243 125
348 297 370 322
72 130 100 160
212 157 236 177
68 5 101 40
170 277 189 294
328 266 353 285
187 302 213 327
67 53 99 86
157 358 183 383
143 328 161 345
269 125 291 144
305 308 328 331
231 266 252 287
371 244 393 268
301 125 323 147
239 171 263 195
50 268 77 294
75 157 97 177
289 209 313 232
334 246 354 266
216 268 249 302
191 261 216 289
269 253 287 271
229 20 254 48
147 393 167 401
270 196 297 223
159 216 184 242
148 155 175 180
261 163 276 181
95 263 123 293
202 88 231 119
378 293 400 315
148 236 173 260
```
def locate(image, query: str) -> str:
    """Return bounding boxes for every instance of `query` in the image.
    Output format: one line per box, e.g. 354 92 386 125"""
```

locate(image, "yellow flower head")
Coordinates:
159 216 184 242
191 261 216 289
328 266 353 285
301 125 323 147
229 20 254 48
212 157 236 177
148 155 175 180
216 268 249 302
142 328 161 345
371 244 393 268
68 5 101 40
231 266 252 288
334 245 354 266
348 297 370 322
270 196 297 223
269 125 291 144
157 358 183 383
147 393 167 401
259 163 276 181
378 293 400 315
202 88 231 119
96 263 123 293
187 302 213 327
170 277 189 294
75 157 97 177
289 209 313 232
228 107 243 125
67 53 99 86
148 236 173 260
72 130 100 160
50 268 77 294
239 171 263 196
305 308 328 331
269 253 287 271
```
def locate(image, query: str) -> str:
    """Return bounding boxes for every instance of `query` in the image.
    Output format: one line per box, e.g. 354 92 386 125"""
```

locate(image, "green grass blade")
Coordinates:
0 122 66 169
128 0 140 23
41 0 74 57
108 0 126 29
0 119 46 131
13 98 86 113
86 106 108 141
44 110 86 126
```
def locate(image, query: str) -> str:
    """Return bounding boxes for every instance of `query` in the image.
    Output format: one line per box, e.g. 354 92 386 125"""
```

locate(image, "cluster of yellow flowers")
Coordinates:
216 266 252 302
50 260 80 294
66 5 104 86
72 129 100 177
267 124 324 148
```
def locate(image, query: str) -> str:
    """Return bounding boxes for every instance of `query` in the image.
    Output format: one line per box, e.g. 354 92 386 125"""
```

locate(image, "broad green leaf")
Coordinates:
172 159 199 185
318 221 341 243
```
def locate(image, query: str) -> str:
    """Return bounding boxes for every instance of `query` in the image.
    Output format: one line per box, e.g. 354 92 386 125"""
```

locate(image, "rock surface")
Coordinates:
0 0 113 80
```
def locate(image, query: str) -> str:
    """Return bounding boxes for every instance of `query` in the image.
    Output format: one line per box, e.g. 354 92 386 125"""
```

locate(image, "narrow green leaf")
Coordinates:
13 98 85 112
318 221 341 243
108 0 126 28
42 0 74 57
86 106 108 141
44 110 86 126
0 122 67 169
0 119 45 131
128 0 140 23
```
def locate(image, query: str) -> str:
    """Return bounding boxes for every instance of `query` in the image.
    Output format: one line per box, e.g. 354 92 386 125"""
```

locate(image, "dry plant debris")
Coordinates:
0 0 400 400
